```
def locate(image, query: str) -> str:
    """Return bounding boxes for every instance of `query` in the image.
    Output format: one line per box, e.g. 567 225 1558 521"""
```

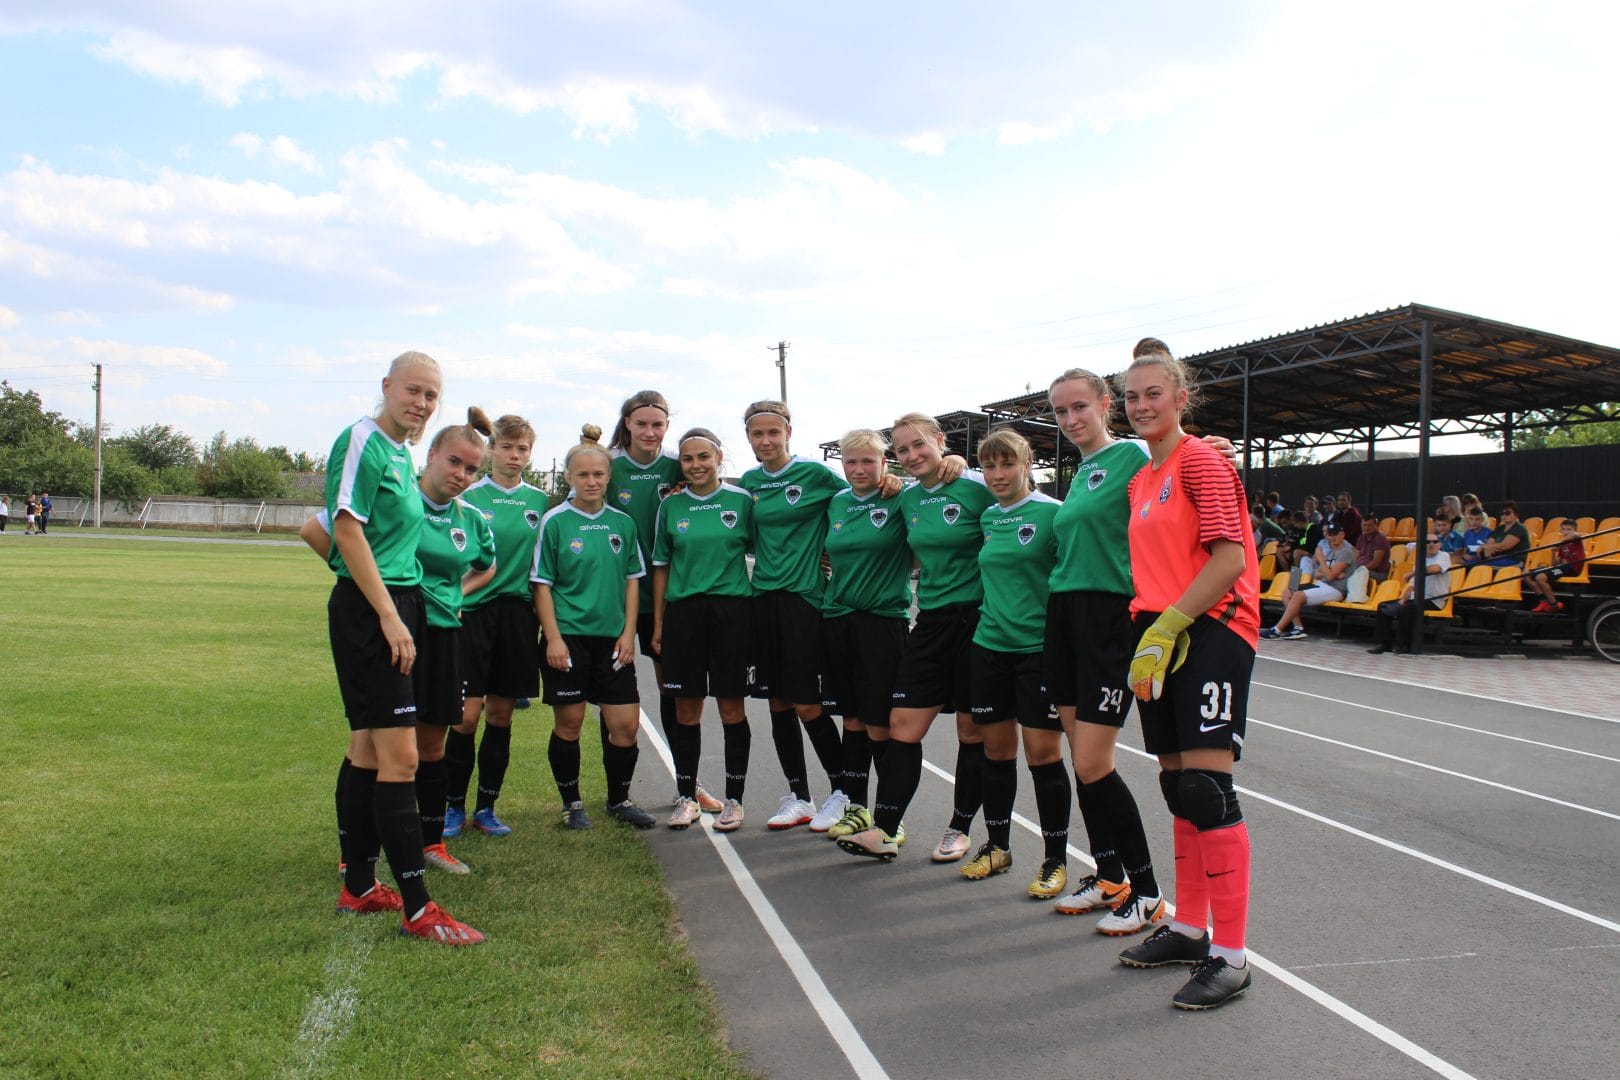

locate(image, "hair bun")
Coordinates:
581 423 603 444
467 406 494 437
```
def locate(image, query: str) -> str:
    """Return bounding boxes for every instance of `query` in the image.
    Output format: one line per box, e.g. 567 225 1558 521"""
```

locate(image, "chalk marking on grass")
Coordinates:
281 933 371 1079
1250 716 1620 821
642 712 890 1080
1293 952 1479 971
1252 680 1620 763
920 758 1478 1080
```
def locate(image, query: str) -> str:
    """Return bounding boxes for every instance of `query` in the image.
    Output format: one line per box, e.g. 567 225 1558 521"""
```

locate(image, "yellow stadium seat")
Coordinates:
1486 567 1524 602
1392 517 1416 542
1377 516 1396 537
1257 553 1277 583
1577 516 1597 535
1521 516 1543 538
1542 516 1565 538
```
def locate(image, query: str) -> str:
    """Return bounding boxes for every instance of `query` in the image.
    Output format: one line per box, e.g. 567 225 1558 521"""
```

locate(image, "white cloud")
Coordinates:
997 120 1070 146
165 393 269 416
89 30 279 107
46 309 102 326
0 305 18 329
902 133 946 157
230 132 322 173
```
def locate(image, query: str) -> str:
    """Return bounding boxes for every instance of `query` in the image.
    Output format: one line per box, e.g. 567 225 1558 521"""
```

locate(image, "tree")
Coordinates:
1505 404 1620 450
197 433 292 499
112 424 200 471
0 381 73 445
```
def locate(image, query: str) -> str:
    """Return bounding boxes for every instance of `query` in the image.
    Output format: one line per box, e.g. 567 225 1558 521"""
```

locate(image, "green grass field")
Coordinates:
0 538 748 1079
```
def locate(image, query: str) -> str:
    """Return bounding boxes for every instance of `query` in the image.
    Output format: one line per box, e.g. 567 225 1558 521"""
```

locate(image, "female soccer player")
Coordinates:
1116 341 1259 1009
840 412 985 863
818 429 912 838
446 414 550 840
652 429 756 831
533 425 656 830
608 390 723 814
323 351 482 945
1045 368 1167 934
959 427 1070 896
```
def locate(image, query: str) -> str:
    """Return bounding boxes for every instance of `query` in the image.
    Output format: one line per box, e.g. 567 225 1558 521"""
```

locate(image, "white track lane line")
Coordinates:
1249 716 1620 821
1253 680 1620 764
640 712 890 1080
1111 742 1620 937
1256 655 1620 726
918 759 1476 1080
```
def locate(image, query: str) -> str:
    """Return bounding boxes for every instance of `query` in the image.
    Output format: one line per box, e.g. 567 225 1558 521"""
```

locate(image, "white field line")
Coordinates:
1250 716 1620 822
1292 952 1479 971
1111 742 1620 937
641 712 890 1080
1251 680 1620 764
281 934 371 1078
919 759 1476 1080
1255 655 1620 726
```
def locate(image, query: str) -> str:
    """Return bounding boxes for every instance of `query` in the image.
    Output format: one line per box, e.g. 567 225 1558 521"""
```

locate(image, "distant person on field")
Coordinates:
0 494 8 531
25 493 38 534
37 491 51 534
1527 518 1586 614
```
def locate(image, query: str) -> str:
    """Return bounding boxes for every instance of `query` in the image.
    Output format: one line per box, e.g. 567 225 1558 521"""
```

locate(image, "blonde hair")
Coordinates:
564 423 610 471
492 413 535 446
890 411 944 443
378 350 443 445
1049 368 1115 423
977 425 1033 468
610 390 671 450
839 428 889 457
743 400 791 427
429 406 493 453
1118 338 1200 413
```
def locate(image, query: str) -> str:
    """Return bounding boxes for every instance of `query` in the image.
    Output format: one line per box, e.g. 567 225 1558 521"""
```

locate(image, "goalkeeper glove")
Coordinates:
1129 605 1194 701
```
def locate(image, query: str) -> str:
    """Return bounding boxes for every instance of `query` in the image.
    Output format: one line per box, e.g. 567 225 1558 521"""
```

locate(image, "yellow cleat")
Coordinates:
960 843 1011 880
1027 859 1067 899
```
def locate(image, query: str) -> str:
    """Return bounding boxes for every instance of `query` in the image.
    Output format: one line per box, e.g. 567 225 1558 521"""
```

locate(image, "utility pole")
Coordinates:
768 340 789 402
92 363 104 528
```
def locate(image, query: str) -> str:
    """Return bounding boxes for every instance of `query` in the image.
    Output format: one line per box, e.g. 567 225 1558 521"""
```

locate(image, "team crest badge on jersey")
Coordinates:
909 513 920 528
831 520 844 533
869 508 888 528
524 509 541 529
450 528 467 552
1087 469 1107 492
942 503 961 525
569 538 585 554
785 485 803 505
616 489 633 505
657 483 673 500
1158 478 1173 504
1017 524 1037 545
720 510 738 529
609 534 623 555
676 518 691 533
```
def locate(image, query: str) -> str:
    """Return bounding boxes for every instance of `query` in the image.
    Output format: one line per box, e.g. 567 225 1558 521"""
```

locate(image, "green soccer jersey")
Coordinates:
325 418 422 587
532 501 645 638
824 487 912 620
740 455 845 602
975 492 1062 653
610 447 682 612
900 472 996 610
460 476 551 608
652 484 754 603
417 492 497 629
1050 439 1149 597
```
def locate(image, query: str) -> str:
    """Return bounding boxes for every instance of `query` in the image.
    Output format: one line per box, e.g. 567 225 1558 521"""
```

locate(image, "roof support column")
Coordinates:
1365 429 1376 512
1240 355 1252 491
1502 412 1514 500
1409 319 1434 655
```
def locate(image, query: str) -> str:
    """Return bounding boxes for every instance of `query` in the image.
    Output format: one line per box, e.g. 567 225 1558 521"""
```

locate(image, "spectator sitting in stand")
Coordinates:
1252 510 1286 547
1356 514 1392 583
1262 521 1357 641
1527 517 1586 613
1469 500 1529 568
1458 509 1493 561
1293 508 1324 569
1441 496 1465 536
1301 495 1319 524
1264 491 1287 520
1328 491 1362 540
1430 511 1466 556
1368 531 1452 655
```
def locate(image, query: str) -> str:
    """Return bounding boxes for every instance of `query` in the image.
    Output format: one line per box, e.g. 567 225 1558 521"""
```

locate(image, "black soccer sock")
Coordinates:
840 728 872 806
950 741 986 833
415 757 448 847
373 780 431 917
1029 761 1071 862
803 714 843 792
659 693 679 750
770 709 810 801
598 710 612 779
1076 773 1126 883
335 757 352 866
444 728 475 809
341 766 381 897
672 722 701 800
475 724 512 811
982 757 1017 851
723 718 752 802
603 741 637 806
873 740 922 836
548 732 582 806
1093 769 1159 897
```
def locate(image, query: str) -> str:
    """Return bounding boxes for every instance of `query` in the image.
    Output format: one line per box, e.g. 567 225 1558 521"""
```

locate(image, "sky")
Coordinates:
2 1 1617 472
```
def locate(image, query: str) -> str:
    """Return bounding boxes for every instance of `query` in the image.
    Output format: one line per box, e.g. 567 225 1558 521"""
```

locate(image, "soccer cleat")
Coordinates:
1118 925 1210 968
1531 600 1553 614
893 822 907 847
960 843 1011 880
607 800 656 829
514 697 532 710
472 807 513 837
767 794 816 830
837 827 900 861
1027 859 1068 900
668 796 701 830
931 827 971 863
1053 874 1129 915
808 790 850 833
714 799 745 832
400 901 485 946
1282 625 1307 640
562 801 593 830
443 805 466 838
1096 891 1166 936
422 843 471 875
1258 626 1281 641
694 785 725 814
336 881 404 915
826 804 872 840
1172 956 1252 1010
